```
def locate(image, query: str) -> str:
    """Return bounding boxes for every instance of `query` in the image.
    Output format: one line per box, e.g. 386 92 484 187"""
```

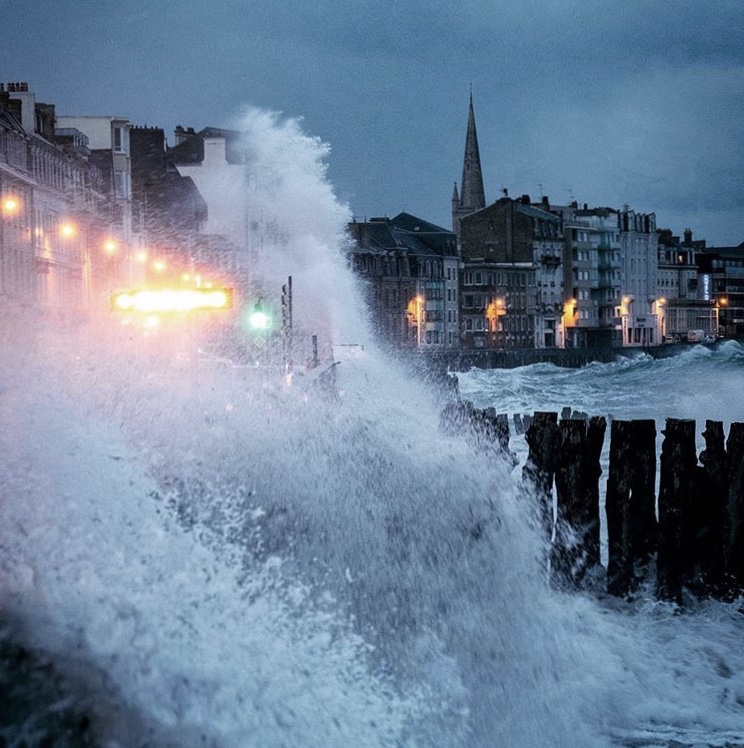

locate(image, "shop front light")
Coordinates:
110 287 233 313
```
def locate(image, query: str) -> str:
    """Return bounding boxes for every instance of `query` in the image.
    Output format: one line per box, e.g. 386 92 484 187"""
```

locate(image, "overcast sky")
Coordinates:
3 0 743 245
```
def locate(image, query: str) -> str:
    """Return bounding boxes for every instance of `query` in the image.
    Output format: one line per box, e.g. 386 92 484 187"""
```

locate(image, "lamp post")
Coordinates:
416 294 424 347
718 296 728 337
562 298 576 348
406 294 425 348
621 295 633 346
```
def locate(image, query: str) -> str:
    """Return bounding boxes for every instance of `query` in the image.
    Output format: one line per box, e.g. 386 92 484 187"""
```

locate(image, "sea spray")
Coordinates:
4 105 743 747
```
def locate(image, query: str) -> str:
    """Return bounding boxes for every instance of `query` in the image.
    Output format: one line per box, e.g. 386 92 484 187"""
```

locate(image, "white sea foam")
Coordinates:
1 106 743 747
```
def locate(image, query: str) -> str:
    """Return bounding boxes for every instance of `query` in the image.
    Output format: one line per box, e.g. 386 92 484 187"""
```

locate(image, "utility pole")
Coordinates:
281 275 293 372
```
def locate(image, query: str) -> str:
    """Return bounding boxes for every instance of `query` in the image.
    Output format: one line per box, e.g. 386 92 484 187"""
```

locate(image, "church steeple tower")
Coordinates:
452 92 486 240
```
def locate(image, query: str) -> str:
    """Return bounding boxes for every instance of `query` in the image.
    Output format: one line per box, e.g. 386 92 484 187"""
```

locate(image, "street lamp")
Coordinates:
59 222 77 238
620 295 633 346
562 298 576 347
416 295 424 347
2 196 20 215
406 295 425 347
718 296 728 337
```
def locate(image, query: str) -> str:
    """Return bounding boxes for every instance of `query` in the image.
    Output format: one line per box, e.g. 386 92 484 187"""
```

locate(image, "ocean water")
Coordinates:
2 328 744 747
1 107 743 747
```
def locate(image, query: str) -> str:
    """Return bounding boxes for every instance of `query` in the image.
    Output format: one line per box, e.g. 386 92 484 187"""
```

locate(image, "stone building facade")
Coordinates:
459 196 564 349
0 82 110 321
347 213 458 350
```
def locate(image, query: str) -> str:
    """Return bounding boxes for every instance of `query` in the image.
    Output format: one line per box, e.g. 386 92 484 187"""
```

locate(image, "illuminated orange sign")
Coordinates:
110 288 233 313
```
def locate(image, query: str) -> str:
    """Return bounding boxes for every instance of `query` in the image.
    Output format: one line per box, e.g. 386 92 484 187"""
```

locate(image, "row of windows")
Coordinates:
464 315 532 332
463 293 528 310
712 259 744 270
463 271 528 287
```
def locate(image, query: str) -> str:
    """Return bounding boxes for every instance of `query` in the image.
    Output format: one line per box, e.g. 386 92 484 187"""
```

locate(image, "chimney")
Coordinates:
520 194 530 204
6 81 36 133
542 195 549 208
684 228 692 244
174 125 188 145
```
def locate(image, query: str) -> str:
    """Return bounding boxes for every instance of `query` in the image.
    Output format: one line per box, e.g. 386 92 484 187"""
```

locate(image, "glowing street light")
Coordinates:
485 298 506 332
103 239 118 254
406 295 425 347
2 196 20 215
59 222 77 238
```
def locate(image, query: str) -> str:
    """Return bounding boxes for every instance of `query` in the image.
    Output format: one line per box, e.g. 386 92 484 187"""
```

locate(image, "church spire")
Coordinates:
452 91 486 238
459 92 486 213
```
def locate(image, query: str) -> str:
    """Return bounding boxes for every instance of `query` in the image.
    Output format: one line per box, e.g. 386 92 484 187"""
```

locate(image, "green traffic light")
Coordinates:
249 309 270 330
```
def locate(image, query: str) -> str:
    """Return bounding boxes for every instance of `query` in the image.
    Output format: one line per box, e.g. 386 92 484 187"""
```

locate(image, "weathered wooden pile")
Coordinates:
439 401 744 603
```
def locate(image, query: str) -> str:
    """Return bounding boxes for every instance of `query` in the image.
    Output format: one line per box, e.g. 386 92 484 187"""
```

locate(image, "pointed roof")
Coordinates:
459 93 486 213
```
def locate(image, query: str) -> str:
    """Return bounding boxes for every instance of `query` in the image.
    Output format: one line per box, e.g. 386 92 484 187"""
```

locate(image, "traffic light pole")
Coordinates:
282 275 293 373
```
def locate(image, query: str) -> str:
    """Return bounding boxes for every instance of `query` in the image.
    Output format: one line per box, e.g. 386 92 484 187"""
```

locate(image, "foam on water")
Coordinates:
1 107 743 747
459 344 744 746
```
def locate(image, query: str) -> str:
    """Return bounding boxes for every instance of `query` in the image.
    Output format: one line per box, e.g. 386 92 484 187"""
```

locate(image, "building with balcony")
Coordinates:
617 207 659 346
0 82 110 321
541 203 623 348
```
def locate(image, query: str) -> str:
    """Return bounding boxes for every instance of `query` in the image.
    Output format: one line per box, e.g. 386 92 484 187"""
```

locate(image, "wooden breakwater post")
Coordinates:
696 420 727 596
439 401 513 461
605 419 657 597
552 416 606 588
656 418 698 603
440 400 744 603
521 412 559 544
724 422 744 597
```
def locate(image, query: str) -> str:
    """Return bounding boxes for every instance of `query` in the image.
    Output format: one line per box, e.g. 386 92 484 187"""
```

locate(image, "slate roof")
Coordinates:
390 213 458 257
515 203 561 222
348 213 457 259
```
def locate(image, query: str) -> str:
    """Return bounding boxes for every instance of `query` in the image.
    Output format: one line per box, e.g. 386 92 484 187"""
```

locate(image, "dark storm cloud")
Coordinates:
1 0 742 243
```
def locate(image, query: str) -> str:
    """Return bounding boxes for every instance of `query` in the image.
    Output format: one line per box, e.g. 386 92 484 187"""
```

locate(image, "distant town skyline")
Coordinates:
3 0 743 245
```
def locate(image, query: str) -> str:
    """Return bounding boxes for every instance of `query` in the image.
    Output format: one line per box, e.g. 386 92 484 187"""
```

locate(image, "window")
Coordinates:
113 126 128 154
114 171 128 198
